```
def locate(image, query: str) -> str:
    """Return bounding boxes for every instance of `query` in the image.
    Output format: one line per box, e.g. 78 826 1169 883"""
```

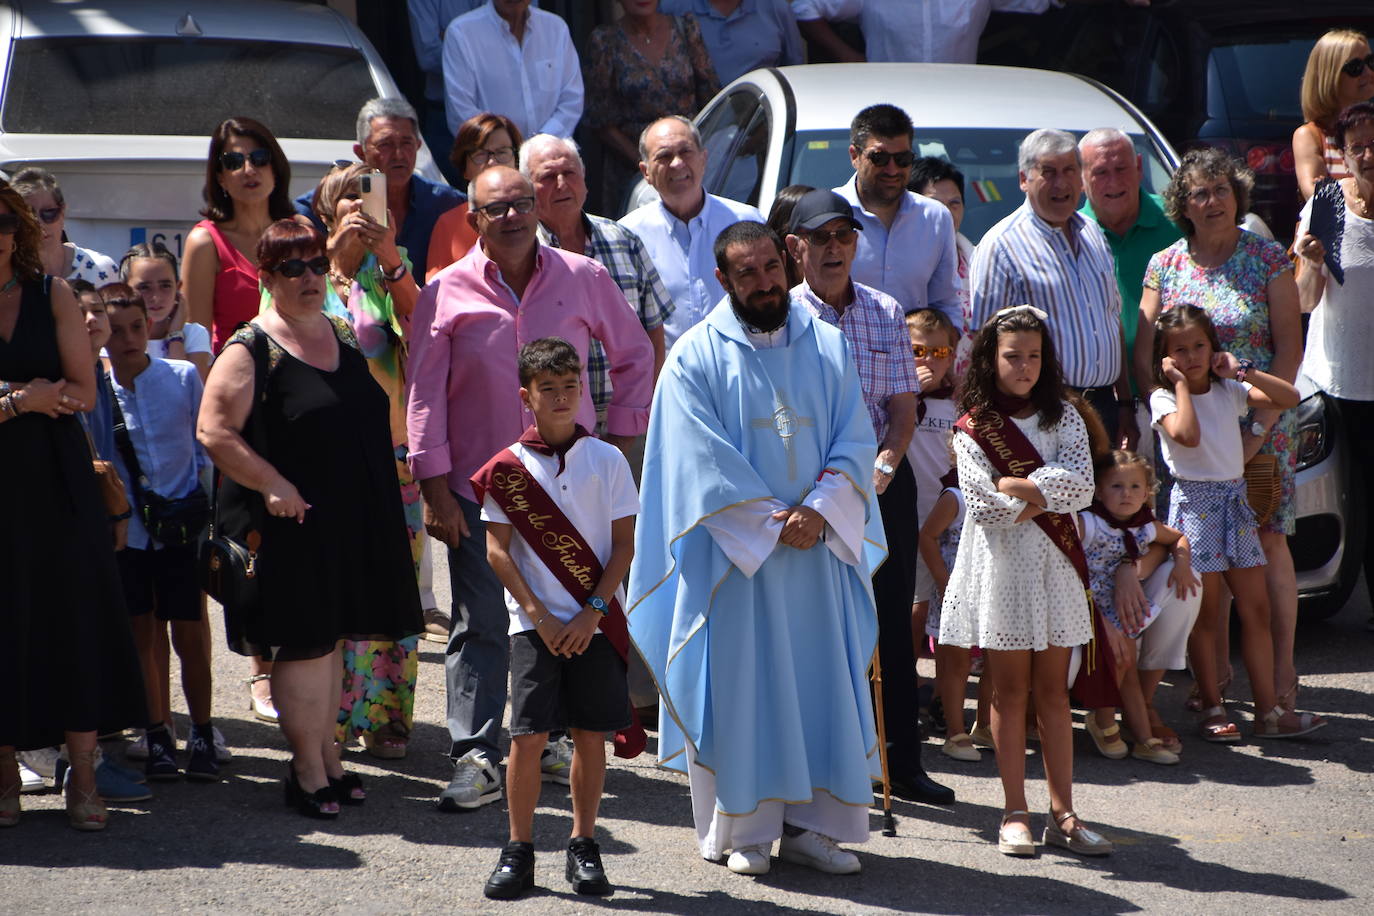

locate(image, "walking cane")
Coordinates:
870 648 898 837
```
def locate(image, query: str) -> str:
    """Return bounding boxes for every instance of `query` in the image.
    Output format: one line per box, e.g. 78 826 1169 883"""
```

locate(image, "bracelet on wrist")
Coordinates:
379 261 406 283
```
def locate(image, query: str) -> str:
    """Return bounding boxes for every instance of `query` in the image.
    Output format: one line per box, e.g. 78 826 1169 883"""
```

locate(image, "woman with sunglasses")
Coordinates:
425 113 524 282
197 220 421 818
310 162 425 761
9 167 120 286
1295 29 1374 201
0 181 148 831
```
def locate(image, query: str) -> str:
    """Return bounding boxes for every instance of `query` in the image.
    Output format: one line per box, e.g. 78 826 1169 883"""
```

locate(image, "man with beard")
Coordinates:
629 221 886 877
834 104 961 327
785 189 953 805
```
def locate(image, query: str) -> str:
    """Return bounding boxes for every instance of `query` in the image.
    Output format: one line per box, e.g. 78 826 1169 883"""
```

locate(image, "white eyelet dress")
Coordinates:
937 402 1095 652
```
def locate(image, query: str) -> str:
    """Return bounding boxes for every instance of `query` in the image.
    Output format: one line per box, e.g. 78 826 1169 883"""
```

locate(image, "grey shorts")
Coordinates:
508 631 631 737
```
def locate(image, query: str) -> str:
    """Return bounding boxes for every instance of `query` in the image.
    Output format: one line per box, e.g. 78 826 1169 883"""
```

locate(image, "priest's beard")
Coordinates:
729 286 789 333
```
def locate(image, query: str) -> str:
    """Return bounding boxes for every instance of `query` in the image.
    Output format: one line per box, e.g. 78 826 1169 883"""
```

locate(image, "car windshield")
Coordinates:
1207 34 1317 124
2 37 376 139
789 128 1172 244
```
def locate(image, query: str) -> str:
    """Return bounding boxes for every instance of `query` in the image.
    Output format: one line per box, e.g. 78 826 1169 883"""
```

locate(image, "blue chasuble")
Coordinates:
628 299 886 816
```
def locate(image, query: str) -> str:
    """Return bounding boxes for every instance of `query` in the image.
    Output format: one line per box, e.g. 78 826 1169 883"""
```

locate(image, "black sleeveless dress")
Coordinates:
217 317 421 660
0 278 147 750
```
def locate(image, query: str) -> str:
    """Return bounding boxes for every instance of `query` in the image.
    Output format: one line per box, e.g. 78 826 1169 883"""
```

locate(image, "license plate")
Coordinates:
127 225 191 260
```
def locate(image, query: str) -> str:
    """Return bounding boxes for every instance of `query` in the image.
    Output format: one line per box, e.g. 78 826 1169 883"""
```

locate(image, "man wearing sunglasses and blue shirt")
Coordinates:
833 105 962 330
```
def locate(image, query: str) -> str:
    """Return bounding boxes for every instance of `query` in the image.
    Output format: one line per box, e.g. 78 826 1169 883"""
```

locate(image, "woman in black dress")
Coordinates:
0 180 147 831
197 221 420 818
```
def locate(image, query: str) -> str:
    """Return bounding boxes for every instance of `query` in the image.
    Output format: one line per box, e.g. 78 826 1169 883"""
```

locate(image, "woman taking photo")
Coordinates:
1133 149 1314 740
0 180 147 831
312 163 424 760
183 116 302 723
426 112 524 281
1294 29 1374 201
197 220 420 818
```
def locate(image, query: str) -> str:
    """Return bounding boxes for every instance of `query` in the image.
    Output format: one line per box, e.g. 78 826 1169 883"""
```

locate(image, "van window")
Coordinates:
2 38 376 138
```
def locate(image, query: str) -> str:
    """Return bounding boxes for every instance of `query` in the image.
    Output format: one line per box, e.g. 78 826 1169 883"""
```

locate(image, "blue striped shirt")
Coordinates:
970 201 1123 388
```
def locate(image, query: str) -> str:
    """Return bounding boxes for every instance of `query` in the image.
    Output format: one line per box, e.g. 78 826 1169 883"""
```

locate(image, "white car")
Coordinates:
0 0 444 262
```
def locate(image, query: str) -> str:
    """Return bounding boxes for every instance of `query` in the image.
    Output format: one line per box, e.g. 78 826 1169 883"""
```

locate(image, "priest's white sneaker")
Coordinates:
778 830 861 874
726 844 771 875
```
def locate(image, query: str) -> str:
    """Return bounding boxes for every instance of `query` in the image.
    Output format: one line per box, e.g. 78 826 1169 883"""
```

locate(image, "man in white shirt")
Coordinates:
620 116 763 350
442 0 583 139
834 104 962 328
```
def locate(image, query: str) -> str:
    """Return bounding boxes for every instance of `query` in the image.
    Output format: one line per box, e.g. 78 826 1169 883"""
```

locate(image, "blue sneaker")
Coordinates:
96 758 153 803
145 728 181 782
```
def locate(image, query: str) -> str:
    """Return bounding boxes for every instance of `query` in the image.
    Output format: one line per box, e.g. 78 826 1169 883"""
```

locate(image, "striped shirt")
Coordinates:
970 201 1123 388
540 214 674 430
794 280 918 443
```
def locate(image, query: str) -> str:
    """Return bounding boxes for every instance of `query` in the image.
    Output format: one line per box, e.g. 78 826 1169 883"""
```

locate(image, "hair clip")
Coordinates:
994 304 1048 322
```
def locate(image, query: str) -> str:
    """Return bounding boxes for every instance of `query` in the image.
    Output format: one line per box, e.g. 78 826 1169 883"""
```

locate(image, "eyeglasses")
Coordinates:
803 227 858 245
219 148 272 172
469 147 516 167
269 256 329 278
1186 183 1234 206
912 344 953 359
36 206 62 224
863 149 915 168
473 196 536 219
1341 54 1374 78
0 213 19 234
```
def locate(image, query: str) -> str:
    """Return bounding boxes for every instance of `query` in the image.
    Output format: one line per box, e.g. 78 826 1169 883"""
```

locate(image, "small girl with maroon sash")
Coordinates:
1080 450 1200 766
1150 305 1326 742
938 305 1111 859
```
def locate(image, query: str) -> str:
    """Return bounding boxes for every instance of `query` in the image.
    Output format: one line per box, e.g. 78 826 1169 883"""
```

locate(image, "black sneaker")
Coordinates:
484 841 535 900
145 729 180 782
566 836 611 896
185 730 220 783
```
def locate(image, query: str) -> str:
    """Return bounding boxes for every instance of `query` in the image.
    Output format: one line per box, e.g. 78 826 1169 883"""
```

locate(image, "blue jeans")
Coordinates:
443 494 508 761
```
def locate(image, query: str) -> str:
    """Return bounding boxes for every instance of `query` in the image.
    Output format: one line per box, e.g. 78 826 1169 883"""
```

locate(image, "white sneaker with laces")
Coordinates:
17 747 59 781
540 736 573 785
437 749 503 811
726 844 771 875
211 726 232 763
17 759 45 793
778 830 861 874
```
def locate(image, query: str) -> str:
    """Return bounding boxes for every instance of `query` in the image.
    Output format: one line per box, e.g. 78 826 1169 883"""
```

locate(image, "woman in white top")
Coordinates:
9 167 119 285
1295 99 1374 627
120 243 211 379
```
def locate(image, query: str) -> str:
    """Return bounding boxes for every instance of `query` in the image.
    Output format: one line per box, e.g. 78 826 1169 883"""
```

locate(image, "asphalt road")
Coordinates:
4 554 1372 915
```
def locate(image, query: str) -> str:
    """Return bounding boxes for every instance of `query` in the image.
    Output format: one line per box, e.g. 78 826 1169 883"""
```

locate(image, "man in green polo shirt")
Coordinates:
1078 127 1183 393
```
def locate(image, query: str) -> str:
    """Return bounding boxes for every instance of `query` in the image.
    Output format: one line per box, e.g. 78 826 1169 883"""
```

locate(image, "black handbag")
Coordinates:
198 327 270 632
111 377 210 548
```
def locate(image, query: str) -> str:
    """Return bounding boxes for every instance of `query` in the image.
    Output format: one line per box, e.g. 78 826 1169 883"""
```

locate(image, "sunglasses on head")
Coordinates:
474 196 536 219
912 344 953 359
0 213 20 234
1342 54 1374 78
864 149 915 168
219 148 272 172
270 256 329 278
802 226 858 245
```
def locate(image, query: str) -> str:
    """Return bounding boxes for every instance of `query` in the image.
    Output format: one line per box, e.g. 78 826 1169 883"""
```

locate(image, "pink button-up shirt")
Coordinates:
407 242 653 502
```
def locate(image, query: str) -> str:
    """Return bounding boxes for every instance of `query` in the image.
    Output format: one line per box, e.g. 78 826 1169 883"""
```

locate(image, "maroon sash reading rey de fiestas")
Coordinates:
955 408 1120 708
471 440 646 759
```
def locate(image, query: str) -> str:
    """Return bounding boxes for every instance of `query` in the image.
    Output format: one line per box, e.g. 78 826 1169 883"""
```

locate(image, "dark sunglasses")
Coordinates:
864 149 915 168
269 256 329 278
474 196 536 219
803 226 858 245
912 344 953 359
36 206 62 224
0 213 20 234
1343 54 1374 78
219 148 273 172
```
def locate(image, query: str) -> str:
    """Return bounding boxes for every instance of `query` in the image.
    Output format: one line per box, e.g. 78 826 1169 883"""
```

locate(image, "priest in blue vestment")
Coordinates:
628 222 886 877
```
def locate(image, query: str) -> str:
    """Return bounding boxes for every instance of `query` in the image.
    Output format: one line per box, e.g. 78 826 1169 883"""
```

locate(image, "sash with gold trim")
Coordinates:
954 409 1120 707
471 441 646 759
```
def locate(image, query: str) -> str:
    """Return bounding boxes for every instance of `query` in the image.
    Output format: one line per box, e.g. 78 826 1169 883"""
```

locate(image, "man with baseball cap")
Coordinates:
787 188 953 806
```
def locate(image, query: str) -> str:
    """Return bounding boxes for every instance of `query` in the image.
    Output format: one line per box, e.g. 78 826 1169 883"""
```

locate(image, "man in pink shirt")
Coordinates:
407 165 653 812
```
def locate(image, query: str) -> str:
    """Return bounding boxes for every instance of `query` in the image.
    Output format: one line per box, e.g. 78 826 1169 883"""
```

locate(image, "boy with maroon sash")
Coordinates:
471 338 639 901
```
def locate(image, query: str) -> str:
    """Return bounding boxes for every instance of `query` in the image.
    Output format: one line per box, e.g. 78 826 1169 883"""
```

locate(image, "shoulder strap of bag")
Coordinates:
110 383 151 500
209 325 271 537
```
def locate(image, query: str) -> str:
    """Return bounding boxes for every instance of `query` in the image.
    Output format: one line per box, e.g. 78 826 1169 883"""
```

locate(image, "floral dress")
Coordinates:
1143 230 1298 535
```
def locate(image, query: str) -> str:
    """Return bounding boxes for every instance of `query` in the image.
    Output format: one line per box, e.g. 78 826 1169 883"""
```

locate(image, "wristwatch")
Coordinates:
165 330 185 343
1250 421 1266 437
585 596 609 616
1235 357 1254 383
874 459 895 476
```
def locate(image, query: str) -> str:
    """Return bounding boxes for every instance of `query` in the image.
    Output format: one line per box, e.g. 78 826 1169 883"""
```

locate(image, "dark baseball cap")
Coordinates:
789 189 863 233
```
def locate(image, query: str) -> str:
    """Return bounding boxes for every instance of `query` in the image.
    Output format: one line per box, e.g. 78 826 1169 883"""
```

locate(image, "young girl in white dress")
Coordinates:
1150 305 1326 741
938 305 1108 858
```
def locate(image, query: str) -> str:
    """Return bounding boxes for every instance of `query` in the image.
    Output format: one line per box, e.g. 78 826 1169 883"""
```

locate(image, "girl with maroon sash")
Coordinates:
938 305 1111 858
1079 450 1200 765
